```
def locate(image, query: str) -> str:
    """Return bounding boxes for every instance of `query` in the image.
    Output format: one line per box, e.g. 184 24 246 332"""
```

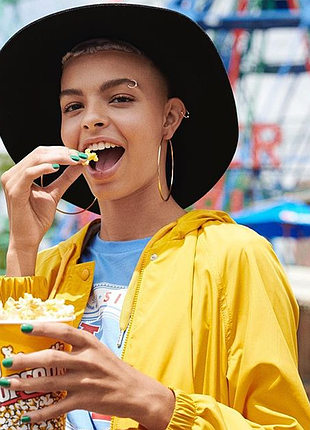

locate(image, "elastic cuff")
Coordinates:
0 276 49 302
166 387 196 430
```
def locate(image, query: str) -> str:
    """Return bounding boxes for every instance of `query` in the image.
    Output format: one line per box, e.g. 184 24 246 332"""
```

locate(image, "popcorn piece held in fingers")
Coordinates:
82 148 99 165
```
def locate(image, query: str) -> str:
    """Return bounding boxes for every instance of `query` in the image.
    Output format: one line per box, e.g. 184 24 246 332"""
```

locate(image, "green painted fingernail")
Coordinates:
70 155 80 162
2 357 13 368
21 323 33 333
52 163 60 169
21 416 31 423
0 378 11 388
78 152 88 159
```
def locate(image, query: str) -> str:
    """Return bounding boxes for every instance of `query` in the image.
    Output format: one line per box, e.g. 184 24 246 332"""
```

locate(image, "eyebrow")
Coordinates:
60 78 138 99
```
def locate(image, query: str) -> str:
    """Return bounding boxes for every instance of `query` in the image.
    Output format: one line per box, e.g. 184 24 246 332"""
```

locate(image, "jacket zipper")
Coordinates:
110 250 149 430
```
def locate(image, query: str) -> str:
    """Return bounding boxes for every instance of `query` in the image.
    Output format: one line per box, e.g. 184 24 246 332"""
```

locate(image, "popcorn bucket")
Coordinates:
0 318 74 429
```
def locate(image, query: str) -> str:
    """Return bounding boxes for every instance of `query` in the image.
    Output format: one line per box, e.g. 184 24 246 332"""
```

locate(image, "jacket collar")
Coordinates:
55 209 235 263
57 218 101 262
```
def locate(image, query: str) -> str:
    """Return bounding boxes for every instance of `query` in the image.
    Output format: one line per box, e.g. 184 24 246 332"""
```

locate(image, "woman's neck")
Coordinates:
98 195 186 241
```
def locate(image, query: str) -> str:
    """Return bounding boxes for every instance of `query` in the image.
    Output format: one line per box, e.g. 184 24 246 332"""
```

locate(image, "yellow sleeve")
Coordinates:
167 388 309 429
168 232 310 429
0 242 62 303
0 276 49 302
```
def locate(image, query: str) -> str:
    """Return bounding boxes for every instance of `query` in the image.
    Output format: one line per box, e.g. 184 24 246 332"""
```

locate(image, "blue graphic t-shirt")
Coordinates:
66 232 151 430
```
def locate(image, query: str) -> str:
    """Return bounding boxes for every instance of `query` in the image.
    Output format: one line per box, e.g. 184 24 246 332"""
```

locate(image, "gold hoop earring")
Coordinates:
56 197 97 215
157 139 174 201
39 175 97 215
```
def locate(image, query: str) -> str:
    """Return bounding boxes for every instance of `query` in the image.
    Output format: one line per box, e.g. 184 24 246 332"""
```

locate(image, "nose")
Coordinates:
83 120 104 130
82 104 108 130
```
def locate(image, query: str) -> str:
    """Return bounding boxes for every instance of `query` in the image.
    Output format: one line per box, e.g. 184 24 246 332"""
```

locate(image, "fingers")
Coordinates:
0 324 109 373
20 395 77 426
21 322 94 349
45 164 85 203
1 146 89 213
10 163 65 197
0 323 92 373
3 372 71 393
5 348 74 372
5 146 86 173
1 146 87 194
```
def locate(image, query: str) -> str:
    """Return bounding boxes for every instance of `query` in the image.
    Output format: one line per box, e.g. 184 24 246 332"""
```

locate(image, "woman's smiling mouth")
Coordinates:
85 142 125 172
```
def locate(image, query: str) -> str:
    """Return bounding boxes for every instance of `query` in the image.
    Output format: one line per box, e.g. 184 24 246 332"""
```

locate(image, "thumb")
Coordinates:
46 165 85 203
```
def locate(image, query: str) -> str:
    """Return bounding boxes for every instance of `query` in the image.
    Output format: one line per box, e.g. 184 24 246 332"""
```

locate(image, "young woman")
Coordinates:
0 3 309 430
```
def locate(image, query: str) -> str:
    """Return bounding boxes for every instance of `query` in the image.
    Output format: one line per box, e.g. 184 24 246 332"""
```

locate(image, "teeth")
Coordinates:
87 142 118 151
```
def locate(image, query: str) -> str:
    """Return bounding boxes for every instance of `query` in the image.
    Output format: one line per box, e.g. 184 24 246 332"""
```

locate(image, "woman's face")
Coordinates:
60 50 172 205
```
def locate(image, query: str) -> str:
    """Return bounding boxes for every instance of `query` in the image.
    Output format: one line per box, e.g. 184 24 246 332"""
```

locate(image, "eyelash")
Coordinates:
63 103 83 113
63 94 134 113
110 95 134 103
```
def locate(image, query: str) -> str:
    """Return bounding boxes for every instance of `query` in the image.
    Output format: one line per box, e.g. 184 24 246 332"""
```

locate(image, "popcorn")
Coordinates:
0 392 66 429
82 148 99 165
0 294 75 321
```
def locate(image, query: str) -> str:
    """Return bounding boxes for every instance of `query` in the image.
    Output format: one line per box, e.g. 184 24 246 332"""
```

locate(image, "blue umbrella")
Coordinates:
231 200 310 239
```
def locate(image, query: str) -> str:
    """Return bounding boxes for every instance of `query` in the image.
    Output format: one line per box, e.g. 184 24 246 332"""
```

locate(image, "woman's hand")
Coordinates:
0 323 175 430
1 146 87 276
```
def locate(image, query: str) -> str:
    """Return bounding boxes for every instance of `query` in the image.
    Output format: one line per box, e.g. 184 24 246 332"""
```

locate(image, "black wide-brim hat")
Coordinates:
0 3 238 213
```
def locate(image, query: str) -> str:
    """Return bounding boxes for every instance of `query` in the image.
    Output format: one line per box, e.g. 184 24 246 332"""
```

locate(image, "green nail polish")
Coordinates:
21 323 33 333
2 357 13 368
21 416 31 423
78 152 88 159
70 155 80 162
52 163 60 169
0 378 11 388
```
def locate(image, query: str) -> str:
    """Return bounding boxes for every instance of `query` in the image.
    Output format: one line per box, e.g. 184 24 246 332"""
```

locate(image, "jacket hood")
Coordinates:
171 209 235 239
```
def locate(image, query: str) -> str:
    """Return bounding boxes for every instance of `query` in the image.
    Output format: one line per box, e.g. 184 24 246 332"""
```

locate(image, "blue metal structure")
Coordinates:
168 0 309 30
167 0 310 214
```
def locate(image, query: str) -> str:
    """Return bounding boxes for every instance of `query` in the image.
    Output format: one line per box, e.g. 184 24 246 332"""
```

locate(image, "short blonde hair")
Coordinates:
62 38 142 66
62 38 170 96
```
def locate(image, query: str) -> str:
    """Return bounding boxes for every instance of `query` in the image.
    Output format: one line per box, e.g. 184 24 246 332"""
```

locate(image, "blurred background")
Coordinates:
0 0 310 396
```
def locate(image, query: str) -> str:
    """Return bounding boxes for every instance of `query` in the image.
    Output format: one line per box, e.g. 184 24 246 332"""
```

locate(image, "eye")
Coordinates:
63 102 83 113
110 95 134 104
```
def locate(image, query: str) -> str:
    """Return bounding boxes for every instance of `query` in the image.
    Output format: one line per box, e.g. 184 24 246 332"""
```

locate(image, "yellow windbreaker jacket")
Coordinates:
1 209 310 429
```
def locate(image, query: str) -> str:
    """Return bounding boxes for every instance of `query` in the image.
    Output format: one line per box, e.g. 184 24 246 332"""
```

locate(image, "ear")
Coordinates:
162 97 186 140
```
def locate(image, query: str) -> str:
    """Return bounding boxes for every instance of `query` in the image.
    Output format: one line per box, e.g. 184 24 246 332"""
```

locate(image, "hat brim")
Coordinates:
0 3 238 212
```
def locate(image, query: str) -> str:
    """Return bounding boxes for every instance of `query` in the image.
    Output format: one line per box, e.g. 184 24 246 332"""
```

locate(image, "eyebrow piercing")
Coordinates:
127 79 138 88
